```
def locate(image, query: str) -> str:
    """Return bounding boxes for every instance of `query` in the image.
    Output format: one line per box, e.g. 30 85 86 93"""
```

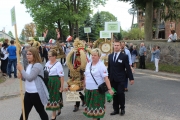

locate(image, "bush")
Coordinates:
122 28 144 40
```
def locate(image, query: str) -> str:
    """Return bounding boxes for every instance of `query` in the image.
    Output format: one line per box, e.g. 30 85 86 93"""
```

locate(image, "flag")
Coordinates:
49 39 56 44
66 35 72 42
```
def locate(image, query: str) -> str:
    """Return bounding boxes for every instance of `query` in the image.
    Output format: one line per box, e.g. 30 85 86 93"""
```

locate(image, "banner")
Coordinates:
84 27 91 33
11 6 16 26
100 31 111 38
105 22 120 33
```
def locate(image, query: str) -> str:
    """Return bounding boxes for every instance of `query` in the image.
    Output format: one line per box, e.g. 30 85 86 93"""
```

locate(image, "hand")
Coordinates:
108 89 114 95
18 73 22 79
59 87 63 92
130 80 134 85
63 88 69 92
17 64 23 71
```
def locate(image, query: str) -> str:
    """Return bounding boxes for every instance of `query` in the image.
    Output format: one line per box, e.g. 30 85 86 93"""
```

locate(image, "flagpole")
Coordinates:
14 24 26 120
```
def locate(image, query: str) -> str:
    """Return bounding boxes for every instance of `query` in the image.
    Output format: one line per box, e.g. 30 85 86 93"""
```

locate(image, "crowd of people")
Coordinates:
0 38 161 120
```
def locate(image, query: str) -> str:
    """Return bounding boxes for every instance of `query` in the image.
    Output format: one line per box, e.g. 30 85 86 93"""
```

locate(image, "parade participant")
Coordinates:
17 47 49 120
83 48 114 120
7 40 17 78
66 38 91 112
108 41 134 116
45 49 64 120
21 44 30 70
60 42 66 64
1 42 9 76
121 42 132 92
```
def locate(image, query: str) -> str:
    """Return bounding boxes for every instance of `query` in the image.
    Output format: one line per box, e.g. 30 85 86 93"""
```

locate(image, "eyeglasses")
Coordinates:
26 54 32 56
48 56 53 57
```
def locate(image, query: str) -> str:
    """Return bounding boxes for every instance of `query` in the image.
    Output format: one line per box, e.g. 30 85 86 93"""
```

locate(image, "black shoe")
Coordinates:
97 118 100 120
82 101 85 107
110 111 119 115
9 75 11 78
56 111 61 116
120 109 125 116
14 76 17 78
73 105 79 112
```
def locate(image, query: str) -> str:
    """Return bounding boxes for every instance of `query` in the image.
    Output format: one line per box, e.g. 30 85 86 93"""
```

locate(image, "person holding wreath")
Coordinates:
45 49 64 120
83 48 114 120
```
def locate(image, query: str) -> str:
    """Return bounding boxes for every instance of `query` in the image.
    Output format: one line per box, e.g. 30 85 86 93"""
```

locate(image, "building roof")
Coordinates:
0 31 15 40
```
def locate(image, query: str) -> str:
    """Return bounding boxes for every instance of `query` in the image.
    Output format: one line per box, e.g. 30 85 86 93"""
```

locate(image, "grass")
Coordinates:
0 79 5 84
137 62 180 74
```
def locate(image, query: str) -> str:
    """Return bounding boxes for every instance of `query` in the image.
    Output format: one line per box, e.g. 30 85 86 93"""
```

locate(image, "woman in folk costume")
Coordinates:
45 49 64 120
83 48 114 120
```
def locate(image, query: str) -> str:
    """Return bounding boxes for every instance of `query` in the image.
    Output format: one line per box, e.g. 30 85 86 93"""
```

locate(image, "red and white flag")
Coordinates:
66 35 72 42
49 39 56 44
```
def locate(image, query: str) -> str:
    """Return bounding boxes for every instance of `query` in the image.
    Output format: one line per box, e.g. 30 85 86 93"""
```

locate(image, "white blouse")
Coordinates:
25 64 38 93
45 61 64 77
84 61 108 90
1 47 9 60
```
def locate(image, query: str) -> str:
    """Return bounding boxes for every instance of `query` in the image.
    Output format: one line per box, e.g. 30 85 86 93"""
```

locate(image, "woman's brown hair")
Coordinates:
48 49 57 57
27 47 42 63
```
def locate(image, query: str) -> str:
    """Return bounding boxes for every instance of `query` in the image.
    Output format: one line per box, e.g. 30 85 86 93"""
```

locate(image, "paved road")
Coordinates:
0 68 180 120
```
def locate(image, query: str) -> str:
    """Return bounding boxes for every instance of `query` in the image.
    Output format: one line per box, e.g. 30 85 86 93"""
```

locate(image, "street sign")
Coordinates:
105 22 120 33
29 37 34 40
84 27 91 33
11 6 16 26
39 37 44 41
100 31 111 38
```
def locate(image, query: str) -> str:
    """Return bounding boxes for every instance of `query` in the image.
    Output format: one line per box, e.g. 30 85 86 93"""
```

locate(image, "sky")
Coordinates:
0 0 137 37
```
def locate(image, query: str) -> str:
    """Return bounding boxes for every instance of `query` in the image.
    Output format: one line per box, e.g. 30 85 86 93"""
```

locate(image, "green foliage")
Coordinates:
21 0 107 39
141 62 180 74
79 11 118 41
44 29 56 43
0 38 5 42
8 31 14 37
122 28 144 40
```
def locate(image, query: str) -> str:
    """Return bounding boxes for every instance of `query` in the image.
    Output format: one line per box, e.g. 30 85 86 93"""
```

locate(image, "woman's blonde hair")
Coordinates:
91 48 101 57
48 49 57 57
27 47 42 63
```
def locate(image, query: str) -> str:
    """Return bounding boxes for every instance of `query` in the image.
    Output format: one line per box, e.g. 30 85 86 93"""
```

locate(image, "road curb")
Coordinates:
0 94 20 101
135 69 180 79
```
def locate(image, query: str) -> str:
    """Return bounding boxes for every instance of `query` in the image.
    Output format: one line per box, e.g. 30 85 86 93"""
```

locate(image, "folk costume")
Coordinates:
45 61 64 111
83 60 108 119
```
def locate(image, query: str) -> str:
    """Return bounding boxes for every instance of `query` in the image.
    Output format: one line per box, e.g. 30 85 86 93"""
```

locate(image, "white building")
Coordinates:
0 31 15 40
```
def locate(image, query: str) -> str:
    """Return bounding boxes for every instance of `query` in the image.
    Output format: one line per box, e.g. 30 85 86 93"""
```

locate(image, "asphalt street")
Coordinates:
0 66 180 120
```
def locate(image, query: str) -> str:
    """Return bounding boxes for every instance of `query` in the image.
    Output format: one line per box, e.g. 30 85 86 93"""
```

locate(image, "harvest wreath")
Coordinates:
66 38 92 91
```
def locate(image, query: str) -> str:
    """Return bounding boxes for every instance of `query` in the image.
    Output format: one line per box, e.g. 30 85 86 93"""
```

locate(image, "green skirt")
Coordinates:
46 76 63 111
83 89 105 119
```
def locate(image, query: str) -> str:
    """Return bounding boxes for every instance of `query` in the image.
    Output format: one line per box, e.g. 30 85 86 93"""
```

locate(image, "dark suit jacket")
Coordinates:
43 48 48 57
108 52 134 82
39 46 43 57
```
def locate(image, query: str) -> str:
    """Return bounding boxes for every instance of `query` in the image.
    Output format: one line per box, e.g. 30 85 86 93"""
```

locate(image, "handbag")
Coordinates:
90 63 108 94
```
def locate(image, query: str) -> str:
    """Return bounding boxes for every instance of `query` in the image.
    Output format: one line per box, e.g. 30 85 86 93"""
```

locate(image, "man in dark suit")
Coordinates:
108 41 134 116
60 42 66 64
39 44 44 61
43 45 49 63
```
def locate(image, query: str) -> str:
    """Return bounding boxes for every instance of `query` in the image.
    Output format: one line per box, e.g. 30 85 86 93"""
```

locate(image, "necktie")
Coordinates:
113 53 117 62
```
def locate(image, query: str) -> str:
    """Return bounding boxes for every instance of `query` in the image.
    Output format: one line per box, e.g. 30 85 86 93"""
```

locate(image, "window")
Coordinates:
0 34 2 38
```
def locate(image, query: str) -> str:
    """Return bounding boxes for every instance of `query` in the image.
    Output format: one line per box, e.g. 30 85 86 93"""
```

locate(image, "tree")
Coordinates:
22 22 36 38
8 31 14 37
92 11 117 27
21 0 107 40
119 0 176 41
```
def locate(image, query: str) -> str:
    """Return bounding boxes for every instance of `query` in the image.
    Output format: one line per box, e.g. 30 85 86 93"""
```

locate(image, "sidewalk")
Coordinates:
135 69 180 79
